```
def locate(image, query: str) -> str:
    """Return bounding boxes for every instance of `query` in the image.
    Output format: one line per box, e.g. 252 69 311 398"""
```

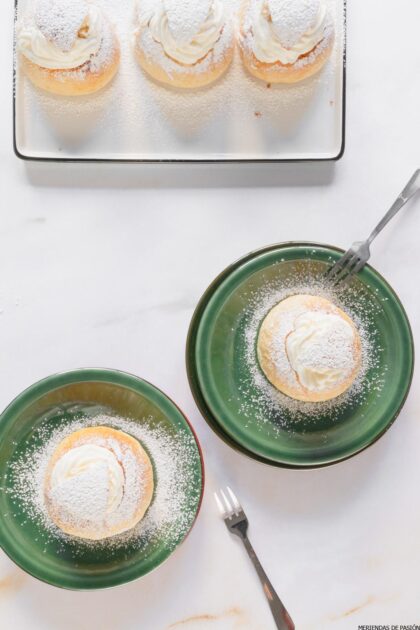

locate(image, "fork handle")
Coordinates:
242 537 295 630
367 169 420 245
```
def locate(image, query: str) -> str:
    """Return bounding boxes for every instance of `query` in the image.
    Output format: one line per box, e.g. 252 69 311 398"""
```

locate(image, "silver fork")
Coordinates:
214 487 295 630
326 169 420 285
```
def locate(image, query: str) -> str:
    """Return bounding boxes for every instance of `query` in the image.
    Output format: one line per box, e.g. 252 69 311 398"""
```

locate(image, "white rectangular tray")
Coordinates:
14 0 346 162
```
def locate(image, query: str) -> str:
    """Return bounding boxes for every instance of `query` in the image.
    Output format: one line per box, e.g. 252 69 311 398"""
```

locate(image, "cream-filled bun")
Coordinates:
257 295 361 402
16 0 120 95
134 0 234 88
238 0 334 83
44 426 154 540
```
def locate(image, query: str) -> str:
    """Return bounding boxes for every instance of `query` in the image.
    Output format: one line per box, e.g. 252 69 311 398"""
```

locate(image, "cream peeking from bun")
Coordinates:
16 0 120 95
257 295 361 402
134 0 234 88
238 0 334 83
44 426 154 540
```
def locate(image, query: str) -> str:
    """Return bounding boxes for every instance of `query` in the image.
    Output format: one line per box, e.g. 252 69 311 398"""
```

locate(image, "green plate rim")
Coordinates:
0 368 205 590
186 241 415 470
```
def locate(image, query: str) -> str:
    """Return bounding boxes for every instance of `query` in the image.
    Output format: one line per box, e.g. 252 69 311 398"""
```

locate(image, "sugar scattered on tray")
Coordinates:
14 0 344 159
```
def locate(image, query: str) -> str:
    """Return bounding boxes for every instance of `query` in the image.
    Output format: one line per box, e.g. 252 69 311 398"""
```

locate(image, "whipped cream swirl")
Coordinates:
249 0 328 65
139 0 225 65
286 311 356 392
17 3 104 70
49 444 124 522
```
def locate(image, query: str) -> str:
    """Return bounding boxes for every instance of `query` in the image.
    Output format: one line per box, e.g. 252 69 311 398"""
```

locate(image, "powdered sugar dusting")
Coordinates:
242 0 334 72
50 452 116 525
46 435 147 539
14 0 344 160
164 0 212 43
268 0 321 48
4 413 202 555
136 2 233 78
262 300 358 394
35 0 88 52
235 260 387 430
39 20 116 84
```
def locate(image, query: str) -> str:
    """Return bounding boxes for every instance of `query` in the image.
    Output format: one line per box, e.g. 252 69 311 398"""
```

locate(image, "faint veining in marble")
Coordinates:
330 595 375 620
365 555 383 571
167 606 246 628
0 569 26 595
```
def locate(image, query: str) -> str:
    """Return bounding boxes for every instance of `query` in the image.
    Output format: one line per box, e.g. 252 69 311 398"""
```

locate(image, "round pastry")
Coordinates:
134 0 234 89
257 295 362 402
44 426 154 540
16 0 120 96
238 0 335 84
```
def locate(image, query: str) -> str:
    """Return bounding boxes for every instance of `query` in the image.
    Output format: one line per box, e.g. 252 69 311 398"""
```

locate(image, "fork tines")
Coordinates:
325 248 363 285
214 486 242 519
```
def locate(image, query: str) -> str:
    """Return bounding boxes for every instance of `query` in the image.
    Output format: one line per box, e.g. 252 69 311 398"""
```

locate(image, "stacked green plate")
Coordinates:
0 369 204 589
187 242 414 469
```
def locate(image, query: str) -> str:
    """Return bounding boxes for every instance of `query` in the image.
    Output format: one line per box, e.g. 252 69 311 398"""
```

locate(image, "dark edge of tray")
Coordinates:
12 0 346 163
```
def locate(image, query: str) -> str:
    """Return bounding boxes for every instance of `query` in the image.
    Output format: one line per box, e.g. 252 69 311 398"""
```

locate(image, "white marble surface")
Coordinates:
1 1 420 628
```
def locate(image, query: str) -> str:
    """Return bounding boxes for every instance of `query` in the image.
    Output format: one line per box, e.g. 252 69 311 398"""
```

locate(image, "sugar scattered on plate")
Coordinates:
3 414 202 555
236 262 386 431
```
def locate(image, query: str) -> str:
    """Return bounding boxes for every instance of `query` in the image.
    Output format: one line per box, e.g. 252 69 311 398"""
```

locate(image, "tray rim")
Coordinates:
12 0 346 164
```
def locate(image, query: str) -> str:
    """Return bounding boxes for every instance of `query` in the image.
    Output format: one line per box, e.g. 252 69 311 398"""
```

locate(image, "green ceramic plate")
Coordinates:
0 369 204 589
187 243 414 469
